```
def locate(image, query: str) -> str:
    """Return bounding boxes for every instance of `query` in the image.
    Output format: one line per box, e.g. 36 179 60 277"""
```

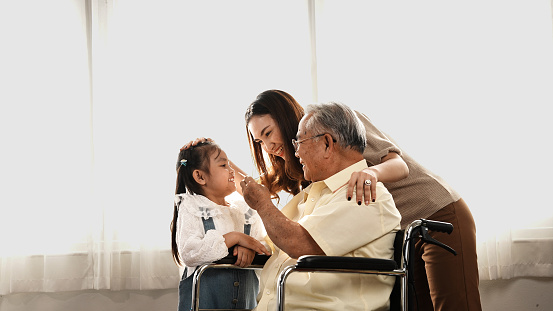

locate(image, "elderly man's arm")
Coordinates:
240 177 324 259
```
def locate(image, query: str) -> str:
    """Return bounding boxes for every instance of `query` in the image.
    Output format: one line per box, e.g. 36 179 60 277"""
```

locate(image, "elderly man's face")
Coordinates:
295 116 325 182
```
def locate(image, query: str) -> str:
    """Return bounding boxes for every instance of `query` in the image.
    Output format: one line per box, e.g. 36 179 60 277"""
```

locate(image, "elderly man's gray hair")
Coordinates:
304 102 366 153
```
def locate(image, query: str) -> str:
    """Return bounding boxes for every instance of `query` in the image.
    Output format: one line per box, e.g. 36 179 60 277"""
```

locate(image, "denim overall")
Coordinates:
178 213 259 311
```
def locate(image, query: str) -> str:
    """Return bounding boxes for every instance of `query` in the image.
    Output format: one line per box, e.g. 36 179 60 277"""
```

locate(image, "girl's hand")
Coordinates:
346 168 378 206
180 137 213 151
223 232 271 256
232 246 256 268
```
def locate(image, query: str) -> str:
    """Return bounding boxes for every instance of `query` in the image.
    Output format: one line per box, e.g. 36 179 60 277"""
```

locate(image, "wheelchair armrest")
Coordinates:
296 255 397 271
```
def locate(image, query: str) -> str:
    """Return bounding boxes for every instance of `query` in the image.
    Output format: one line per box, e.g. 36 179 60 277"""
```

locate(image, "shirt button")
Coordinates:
232 298 238 304
266 290 271 295
311 198 315 202
234 281 240 287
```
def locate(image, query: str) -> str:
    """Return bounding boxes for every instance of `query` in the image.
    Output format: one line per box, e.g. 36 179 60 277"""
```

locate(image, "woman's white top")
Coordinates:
175 192 266 278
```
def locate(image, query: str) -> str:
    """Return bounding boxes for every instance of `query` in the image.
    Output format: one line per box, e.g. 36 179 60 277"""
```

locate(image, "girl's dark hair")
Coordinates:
245 90 309 197
170 141 221 265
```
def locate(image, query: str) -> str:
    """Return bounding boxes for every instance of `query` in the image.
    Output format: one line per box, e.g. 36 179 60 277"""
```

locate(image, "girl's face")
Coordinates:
248 114 287 161
201 149 236 202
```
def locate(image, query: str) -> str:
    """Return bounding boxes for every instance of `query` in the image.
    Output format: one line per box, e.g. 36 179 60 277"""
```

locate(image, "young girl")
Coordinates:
170 140 270 311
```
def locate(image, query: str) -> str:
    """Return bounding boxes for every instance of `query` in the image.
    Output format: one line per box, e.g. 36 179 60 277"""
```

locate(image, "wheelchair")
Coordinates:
190 219 456 311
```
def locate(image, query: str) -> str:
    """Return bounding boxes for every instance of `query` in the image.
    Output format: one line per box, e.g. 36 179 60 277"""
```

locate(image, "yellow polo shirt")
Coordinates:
254 160 401 311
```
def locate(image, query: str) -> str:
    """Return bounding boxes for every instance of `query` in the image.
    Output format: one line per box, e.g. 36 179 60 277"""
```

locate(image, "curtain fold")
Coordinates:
478 226 553 280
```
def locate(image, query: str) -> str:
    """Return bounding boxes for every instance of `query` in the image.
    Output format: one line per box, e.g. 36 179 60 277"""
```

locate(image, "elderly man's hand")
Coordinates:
240 176 272 211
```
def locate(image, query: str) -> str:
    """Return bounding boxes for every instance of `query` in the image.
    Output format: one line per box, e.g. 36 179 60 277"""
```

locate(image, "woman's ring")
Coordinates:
364 180 372 186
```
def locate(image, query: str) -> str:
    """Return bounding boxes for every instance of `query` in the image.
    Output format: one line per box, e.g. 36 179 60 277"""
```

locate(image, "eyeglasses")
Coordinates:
292 133 335 151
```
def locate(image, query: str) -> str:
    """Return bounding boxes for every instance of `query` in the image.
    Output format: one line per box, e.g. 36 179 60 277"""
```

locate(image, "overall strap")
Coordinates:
201 217 215 233
243 208 254 236
200 206 216 233
243 224 251 236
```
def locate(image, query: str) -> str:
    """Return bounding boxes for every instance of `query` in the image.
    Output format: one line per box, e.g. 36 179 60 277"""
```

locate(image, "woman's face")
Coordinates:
248 114 287 161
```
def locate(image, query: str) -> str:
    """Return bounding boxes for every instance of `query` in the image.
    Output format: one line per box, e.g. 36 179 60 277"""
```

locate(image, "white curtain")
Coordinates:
0 0 95 293
0 0 311 294
312 0 553 280
1 0 552 295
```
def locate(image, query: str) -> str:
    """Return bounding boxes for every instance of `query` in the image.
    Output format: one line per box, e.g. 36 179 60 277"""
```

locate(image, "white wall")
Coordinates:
1 277 552 311
479 278 553 310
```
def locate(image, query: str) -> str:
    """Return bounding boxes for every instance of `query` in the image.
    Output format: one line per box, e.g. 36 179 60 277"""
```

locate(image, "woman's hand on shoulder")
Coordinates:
346 152 408 205
346 168 377 206
180 137 213 151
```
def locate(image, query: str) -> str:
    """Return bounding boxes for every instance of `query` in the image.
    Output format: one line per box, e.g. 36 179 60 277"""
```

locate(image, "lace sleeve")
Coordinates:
177 207 229 267
180 229 229 267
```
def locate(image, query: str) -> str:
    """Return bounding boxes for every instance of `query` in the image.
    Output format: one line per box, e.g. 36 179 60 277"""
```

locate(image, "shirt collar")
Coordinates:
319 159 369 193
283 160 368 220
303 159 368 195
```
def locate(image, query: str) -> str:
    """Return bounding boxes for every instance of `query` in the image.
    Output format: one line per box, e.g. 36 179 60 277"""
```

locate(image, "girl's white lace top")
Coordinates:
175 192 266 278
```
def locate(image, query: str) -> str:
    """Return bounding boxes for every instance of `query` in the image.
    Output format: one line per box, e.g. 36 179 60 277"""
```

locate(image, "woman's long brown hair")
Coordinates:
245 90 309 197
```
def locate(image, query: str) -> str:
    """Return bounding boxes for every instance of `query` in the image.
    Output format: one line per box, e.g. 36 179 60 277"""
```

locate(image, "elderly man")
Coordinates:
241 102 401 310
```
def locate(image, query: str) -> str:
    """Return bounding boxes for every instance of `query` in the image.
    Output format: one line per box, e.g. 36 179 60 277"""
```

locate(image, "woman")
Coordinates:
239 89 481 311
